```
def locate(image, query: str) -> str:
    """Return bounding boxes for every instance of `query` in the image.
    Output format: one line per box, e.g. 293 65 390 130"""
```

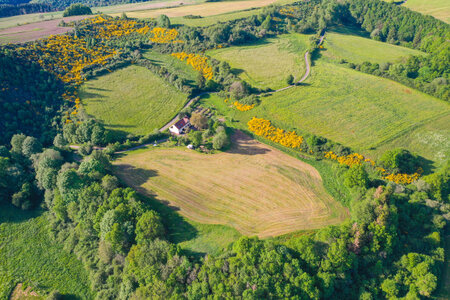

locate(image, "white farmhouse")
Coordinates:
169 117 190 135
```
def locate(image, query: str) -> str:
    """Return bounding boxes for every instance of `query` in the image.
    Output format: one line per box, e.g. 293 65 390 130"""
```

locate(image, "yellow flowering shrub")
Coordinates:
233 101 255 111
171 52 213 80
248 117 303 149
78 16 151 39
325 151 422 184
150 27 183 43
279 7 296 17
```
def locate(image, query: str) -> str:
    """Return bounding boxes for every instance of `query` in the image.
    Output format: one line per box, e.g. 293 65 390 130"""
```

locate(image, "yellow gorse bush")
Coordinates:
325 151 374 167
17 34 116 85
248 117 303 149
82 16 151 38
15 17 155 121
171 52 213 80
279 7 297 17
233 101 255 111
325 151 422 184
382 170 422 185
248 118 421 185
150 27 183 43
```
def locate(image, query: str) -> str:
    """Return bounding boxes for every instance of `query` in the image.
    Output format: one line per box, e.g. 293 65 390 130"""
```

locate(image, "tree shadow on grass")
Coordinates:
136 193 199 250
416 155 435 176
114 165 200 249
77 91 105 101
230 68 245 76
225 130 271 156
310 48 323 66
114 164 159 187
0 203 42 225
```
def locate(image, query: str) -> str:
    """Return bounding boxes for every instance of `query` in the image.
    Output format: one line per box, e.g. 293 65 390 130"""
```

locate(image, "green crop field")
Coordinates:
323 27 426 64
208 34 309 90
81 65 188 137
114 131 348 238
0 205 93 299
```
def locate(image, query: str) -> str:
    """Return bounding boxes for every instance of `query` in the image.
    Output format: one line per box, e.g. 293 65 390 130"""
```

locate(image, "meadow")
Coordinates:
402 0 449 23
200 58 449 169
202 32 449 168
143 49 198 85
114 131 348 238
323 27 426 64
0 205 93 299
171 8 263 27
208 34 309 90
81 65 188 137
110 0 279 19
0 0 198 30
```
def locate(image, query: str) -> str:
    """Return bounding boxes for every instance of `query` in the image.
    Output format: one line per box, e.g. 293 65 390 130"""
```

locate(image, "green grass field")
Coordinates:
170 0 296 27
115 132 348 238
383 0 449 23
0 205 93 299
208 34 309 90
204 32 449 167
143 50 198 85
199 60 449 168
110 0 279 19
171 8 262 27
81 65 188 137
402 0 449 23
323 27 426 64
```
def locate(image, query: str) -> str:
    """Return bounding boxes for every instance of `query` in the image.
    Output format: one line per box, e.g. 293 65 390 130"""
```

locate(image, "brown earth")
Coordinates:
114 130 348 237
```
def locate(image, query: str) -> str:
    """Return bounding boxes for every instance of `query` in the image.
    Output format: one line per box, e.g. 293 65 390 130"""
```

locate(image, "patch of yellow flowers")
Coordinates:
171 52 213 80
233 101 255 111
82 16 151 38
150 27 183 43
247 117 303 149
279 7 297 17
325 151 422 184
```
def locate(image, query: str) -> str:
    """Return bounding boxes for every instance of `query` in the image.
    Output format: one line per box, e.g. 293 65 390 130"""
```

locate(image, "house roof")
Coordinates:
172 117 190 130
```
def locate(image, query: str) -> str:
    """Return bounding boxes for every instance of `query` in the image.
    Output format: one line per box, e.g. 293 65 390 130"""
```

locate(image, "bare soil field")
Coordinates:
114 131 348 238
112 0 278 18
0 16 85 44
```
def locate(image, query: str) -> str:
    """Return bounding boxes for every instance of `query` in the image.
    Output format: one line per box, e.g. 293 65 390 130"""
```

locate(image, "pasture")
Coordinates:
114 131 348 238
111 0 279 19
323 27 426 64
208 34 309 90
200 59 449 168
0 0 196 43
171 8 263 27
0 205 93 299
252 61 449 162
0 0 197 30
143 49 198 85
402 0 449 23
80 65 188 137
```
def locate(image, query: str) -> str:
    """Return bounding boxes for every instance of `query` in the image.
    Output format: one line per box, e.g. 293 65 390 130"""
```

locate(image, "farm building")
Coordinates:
169 117 190 135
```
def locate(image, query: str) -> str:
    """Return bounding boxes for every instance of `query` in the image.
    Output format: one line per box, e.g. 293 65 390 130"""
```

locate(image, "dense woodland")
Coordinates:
0 2 52 17
0 0 151 17
0 0 449 298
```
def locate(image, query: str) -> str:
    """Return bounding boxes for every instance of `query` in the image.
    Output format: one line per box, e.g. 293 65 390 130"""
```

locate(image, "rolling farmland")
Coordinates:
114 131 348 238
